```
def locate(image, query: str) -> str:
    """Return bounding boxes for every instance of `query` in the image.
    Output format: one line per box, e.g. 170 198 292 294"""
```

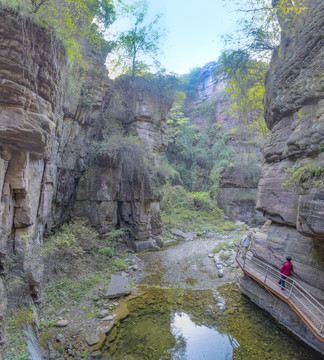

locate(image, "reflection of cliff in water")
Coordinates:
102 285 321 360
170 312 235 359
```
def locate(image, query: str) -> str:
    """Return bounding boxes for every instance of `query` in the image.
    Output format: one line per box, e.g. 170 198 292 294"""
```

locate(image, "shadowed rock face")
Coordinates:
0 9 171 341
241 0 324 353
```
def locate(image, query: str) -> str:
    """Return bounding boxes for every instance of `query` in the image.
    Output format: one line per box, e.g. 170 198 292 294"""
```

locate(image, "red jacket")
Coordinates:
280 261 293 277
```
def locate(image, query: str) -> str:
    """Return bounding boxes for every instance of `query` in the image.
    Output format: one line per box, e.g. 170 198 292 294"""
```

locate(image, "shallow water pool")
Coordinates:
102 285 323 360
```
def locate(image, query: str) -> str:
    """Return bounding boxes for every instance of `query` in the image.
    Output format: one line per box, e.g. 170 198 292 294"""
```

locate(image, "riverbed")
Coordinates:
102 232 323 359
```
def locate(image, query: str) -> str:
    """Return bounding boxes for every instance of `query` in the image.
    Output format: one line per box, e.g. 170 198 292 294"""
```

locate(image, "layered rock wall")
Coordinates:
240 0 324 353
186 62 264 224
0 9 171 343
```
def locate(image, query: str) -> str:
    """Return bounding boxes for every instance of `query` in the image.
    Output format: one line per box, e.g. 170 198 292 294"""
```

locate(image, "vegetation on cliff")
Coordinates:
107 0 163 77
0 0 116 65
218 0 309 134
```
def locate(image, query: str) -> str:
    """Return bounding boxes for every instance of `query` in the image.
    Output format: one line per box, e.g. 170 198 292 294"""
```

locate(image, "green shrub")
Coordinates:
42 229 84 258
282 164 324 189
161 183 224 231
95 246 116 258
213 242 229 253
43 218 100 258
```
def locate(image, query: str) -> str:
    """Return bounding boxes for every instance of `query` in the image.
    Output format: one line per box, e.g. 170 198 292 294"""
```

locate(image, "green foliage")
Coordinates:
219 0 308 134
95 245 117 258
38 319 57 331
110 258 128 271
218 50 268 134
44 274 104 309
0 0 116 66
282 164 324 189
213 241 230 254
221 0 308 58
198 100 217 125
108 0 163 77
180 67 201 102
167 98 235 193
105 228 130 241
3 308 33 360
160 183 223 232
42 219 99 258
42 227 84 258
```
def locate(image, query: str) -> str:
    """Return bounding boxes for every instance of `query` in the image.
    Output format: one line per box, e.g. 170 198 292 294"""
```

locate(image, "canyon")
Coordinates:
0 0 323 357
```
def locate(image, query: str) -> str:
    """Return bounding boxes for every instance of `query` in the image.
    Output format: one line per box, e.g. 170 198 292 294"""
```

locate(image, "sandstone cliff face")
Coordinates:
0 9 170 342
186 62 264 225
240 0 324 353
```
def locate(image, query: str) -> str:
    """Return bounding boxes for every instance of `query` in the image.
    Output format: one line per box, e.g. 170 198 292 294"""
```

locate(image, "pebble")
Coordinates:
56 333 65 344
85 333 100 346
208 253 214 258
55 320 68 327
57 308 66 316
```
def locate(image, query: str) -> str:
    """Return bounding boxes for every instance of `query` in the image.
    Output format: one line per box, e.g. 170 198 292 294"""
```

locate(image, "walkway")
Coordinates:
236 246 324 342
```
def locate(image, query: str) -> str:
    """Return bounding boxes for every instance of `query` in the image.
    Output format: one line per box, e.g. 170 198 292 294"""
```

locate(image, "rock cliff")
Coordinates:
239 0 324 353
0 8 171 343
186 62 264 225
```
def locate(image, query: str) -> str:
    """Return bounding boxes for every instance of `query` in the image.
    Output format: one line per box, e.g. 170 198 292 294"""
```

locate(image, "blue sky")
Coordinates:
148 0 240 74
107 0 241 75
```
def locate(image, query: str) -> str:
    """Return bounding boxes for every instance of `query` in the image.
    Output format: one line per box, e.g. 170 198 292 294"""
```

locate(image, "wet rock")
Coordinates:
97 310 109 319
86 333 101 347
102 275 132 299
90 333 106 352
98 323 114 334
55 320 68 327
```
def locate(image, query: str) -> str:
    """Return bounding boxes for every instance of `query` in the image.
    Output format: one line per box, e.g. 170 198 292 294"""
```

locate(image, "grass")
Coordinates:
3 308 33 360
213 242 230 254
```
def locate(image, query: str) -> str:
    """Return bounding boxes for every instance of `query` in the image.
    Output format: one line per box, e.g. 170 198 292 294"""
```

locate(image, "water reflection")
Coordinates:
102 285 322 360
170 312 235 360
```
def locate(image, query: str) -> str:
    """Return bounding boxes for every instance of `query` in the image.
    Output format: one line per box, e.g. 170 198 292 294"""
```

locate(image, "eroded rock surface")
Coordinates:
240 0 324 353
0 8 171 344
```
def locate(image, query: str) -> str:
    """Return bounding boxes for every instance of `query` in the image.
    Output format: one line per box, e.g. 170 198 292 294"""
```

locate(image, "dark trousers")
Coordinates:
278 275 287 290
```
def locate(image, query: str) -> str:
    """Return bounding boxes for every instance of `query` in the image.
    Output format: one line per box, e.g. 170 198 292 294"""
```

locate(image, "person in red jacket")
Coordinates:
277 256 293 292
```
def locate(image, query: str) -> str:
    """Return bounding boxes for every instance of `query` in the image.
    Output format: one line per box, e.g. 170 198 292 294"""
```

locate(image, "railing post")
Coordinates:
321 321 324 334
264 266 268 283
288 281 294 299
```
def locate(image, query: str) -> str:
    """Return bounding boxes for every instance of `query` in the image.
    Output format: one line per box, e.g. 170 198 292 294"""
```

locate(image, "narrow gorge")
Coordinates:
0 0 323 359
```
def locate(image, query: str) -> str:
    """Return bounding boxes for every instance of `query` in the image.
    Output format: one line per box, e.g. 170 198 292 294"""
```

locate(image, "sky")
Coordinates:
107 0 242 75
147 0 240 74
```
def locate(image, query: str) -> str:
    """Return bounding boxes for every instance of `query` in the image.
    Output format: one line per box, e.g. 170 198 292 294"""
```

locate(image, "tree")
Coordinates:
218 0 308 134
218 50 268 134
0 0 116 64
109 0 163 77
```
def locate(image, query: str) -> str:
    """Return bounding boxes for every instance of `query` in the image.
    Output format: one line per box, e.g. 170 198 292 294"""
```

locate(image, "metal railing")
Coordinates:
236 245 324 337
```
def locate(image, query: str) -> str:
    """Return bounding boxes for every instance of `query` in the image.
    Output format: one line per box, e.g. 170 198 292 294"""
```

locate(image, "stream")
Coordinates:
101 232 323 360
